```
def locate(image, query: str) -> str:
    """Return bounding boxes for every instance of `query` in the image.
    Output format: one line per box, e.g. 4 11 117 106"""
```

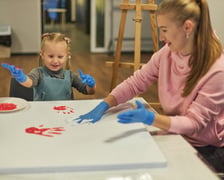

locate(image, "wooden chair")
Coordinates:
47 8 67 27
9 78 33 101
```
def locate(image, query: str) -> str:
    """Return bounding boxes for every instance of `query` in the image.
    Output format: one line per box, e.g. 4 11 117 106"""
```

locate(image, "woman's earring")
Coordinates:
186 33 190 39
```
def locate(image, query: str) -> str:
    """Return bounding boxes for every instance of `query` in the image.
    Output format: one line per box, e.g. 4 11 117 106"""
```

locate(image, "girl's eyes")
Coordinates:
47 55 64 58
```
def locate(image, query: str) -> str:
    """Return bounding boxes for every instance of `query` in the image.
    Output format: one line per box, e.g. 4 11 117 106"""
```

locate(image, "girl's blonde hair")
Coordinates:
157 0 223 97
39 32 71 70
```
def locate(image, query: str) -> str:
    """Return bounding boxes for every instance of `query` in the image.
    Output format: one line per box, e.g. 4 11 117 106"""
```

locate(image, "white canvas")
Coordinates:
0 98 167 174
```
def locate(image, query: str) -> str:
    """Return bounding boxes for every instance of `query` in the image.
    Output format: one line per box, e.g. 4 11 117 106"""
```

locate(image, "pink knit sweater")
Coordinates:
111 44 224 147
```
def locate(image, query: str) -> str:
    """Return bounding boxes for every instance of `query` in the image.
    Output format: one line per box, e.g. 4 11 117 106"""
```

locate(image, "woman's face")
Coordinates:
157 14 193 55
40 41 68 71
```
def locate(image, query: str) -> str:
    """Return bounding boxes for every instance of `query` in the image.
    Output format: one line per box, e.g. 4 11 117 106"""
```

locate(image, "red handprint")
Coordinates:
53 106 74 114
25 125 65 137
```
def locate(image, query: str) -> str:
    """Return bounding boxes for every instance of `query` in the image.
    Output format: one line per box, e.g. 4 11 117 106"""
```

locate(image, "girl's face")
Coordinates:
157 14 193 56
40 41 68 71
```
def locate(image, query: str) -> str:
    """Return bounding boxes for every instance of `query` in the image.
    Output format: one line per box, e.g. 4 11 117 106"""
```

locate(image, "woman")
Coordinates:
76 0 224 173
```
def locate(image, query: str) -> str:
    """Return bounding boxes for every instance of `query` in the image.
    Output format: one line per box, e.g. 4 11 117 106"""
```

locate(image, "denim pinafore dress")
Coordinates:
33 68 73 101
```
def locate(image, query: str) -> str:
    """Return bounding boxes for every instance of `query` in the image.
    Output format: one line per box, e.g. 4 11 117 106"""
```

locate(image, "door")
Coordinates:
90 0 111 52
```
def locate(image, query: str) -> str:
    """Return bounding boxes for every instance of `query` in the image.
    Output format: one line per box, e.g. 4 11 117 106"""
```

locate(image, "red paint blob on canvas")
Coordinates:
54 106 67 110
0 103 17 110
53 106 74 114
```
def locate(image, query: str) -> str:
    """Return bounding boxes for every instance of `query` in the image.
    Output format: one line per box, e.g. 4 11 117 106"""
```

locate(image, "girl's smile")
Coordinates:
41 41 68 71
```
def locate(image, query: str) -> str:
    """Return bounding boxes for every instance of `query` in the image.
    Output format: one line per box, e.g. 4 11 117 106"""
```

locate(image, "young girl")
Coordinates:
2 32 96 101
75 0 224 173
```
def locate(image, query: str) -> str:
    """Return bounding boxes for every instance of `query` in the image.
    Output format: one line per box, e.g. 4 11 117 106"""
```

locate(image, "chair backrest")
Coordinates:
44 0 59 20
9 78 33 101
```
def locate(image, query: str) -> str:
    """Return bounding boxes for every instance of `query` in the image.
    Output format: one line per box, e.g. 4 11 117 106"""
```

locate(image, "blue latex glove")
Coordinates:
75 101 109 123
1 63 27 83
78 69 96 88
117 100 155 125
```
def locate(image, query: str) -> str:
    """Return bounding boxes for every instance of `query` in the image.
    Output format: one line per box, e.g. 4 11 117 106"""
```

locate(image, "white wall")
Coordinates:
111 0 162 52
0 0 222 54
112 0 153 52
0 0 41 54
111 0 224 52
207 0 224 46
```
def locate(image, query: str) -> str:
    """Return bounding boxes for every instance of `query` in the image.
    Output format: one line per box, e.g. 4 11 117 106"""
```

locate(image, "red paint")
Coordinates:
25 125 65 137
53 106 74 114
54 106 67 110
0 103 17 111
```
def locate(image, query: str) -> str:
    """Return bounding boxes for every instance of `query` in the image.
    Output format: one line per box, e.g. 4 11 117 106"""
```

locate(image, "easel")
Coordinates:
106 0 159 91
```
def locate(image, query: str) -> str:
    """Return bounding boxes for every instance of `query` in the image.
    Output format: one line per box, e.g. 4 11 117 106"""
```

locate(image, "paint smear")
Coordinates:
0 103 17 111
53 106 74 114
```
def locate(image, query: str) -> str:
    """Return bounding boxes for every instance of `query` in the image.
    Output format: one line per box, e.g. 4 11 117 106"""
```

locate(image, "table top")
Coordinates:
0 98 219 180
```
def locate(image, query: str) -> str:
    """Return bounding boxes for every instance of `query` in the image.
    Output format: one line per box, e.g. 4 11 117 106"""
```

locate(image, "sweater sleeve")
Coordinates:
110 51 161 104
70 72 88 94
27 68 42 87
169 70 224 136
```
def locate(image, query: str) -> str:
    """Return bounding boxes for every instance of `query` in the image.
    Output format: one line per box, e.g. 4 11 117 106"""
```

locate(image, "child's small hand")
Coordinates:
78 69 96 88
1 63 27 83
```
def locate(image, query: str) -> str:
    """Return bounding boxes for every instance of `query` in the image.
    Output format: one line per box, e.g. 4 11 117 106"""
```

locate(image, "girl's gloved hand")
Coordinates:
75 101 109 123
1 63 27 83
78 69 96 88
117 100 155 125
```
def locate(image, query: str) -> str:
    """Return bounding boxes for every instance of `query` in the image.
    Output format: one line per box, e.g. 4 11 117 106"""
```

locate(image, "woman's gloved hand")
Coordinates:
75 101 109 123
1 63 27 83
78 69 96 87
117 100 155 125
